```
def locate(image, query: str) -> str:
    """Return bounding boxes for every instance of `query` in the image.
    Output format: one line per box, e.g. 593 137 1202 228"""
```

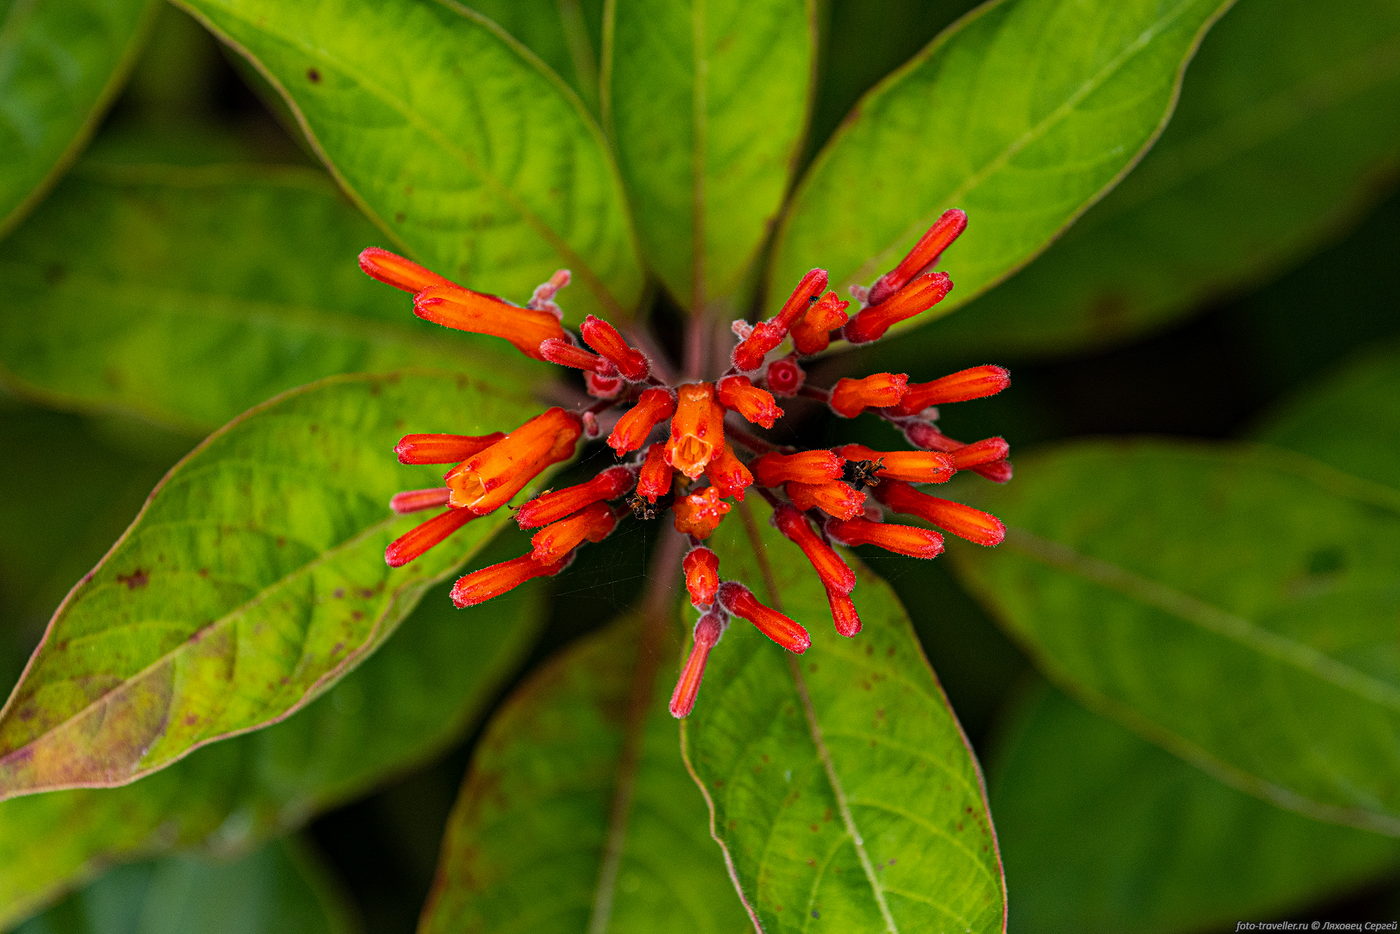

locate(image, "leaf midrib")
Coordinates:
844 0 1208 288
198 0 625 316
1003 527 1400 711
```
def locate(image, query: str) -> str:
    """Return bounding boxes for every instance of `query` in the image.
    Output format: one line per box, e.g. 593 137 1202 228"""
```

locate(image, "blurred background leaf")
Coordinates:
0 566 540 928
771 0 1235 326
0 0 156 238
172 0 644 323
466 0 605 113
685 505 1005 931
0 373 538 798
989 684 1400 934
951 441 1400 833
422 611 749 933
0 161 525 433
605 0 814 314
14 836 356 934
930 0 1400 358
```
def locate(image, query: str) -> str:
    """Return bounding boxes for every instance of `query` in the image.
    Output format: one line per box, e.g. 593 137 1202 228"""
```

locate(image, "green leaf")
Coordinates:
0 371 540 798
0 0 156 238
0 162 529 433
951 441 1400 833
769 0 1235 325
931 0 1400 357
172 0 644 323
684 503 1005 931
422 611 749 932
1254 340 1400 494
0 572 542 927
466 0 604 112
13 836 355 934
605 0 814 311
990 685 1400 934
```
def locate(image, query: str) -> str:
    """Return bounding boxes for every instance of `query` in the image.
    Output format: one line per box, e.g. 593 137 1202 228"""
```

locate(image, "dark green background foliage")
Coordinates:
1 0 1398 930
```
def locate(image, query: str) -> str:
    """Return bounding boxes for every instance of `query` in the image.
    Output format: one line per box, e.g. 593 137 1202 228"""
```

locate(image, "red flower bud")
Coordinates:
716 375 783 428
874 480 1005 546
450 552 569 607
444 408 582 514
585 370 624 399
395 432 506 465
683 547 720 608
784 480 865 520
358 247 457 294
538 337 609 373
389 487 452 514
580 315 651 381
385 507 477 567
827 590 862 637
844 271 953 344
764 356 806 396
826 517 945 559
667 382 725 479
835 443 954 484
773 505 855 594
732 269 828 370
718 582 810 654
669 611 725 718
515 465 634 528
901 423 1012 483
945 436 1011 470
866 209 966 306
413 285 568 360
636 442 673 502
530 502 617 563
672 486 732 539
608 387 676 455
705 443 753 501
789 292 851 356
751 450 844 486
894 365 1010 414
828 372 908 418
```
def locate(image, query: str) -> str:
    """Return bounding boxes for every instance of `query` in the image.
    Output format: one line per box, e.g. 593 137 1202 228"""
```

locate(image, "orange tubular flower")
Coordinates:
669 611 724 718
580 315 650 380
667 383 725 479
413 285 567 360
376 206 1011 718
357 247 458 294
894 365 1011 414
635 442 674 503
451 553 569 607
827 590 862 637
866 209 967 306
835 443 954 485
389 487 452 514
716 375 783 428
682 546 720 608
875 480 1006 546
844 271 953 344
784 480 866 520
773 505 855 595
826 517 945 559
531 502 617 563
719 582 810 654
672 486 731 539
395 432 506 465
751 450 844 487
608 387 676 455
828 372 909 418
732 269 828 371
385 507 478 568
445 407 582 514
515 466 634 528
705 444 753 501
789 292 851 356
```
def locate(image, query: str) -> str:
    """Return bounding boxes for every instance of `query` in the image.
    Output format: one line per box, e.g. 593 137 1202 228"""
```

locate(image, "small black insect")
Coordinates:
842 458 884 491
627 491 674 520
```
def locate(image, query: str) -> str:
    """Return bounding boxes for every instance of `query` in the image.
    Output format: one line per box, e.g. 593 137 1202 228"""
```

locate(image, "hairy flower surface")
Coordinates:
367 208 1010 717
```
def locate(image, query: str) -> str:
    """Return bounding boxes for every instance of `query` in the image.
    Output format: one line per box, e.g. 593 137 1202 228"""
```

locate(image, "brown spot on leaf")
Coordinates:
351 610 364 621
183 714 199 726
394 211 406 224
307 67 321 83
116 569 149 590
333 588 346 599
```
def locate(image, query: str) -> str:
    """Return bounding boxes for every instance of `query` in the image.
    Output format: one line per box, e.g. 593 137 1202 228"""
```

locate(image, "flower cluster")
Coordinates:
363 209 1010 717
